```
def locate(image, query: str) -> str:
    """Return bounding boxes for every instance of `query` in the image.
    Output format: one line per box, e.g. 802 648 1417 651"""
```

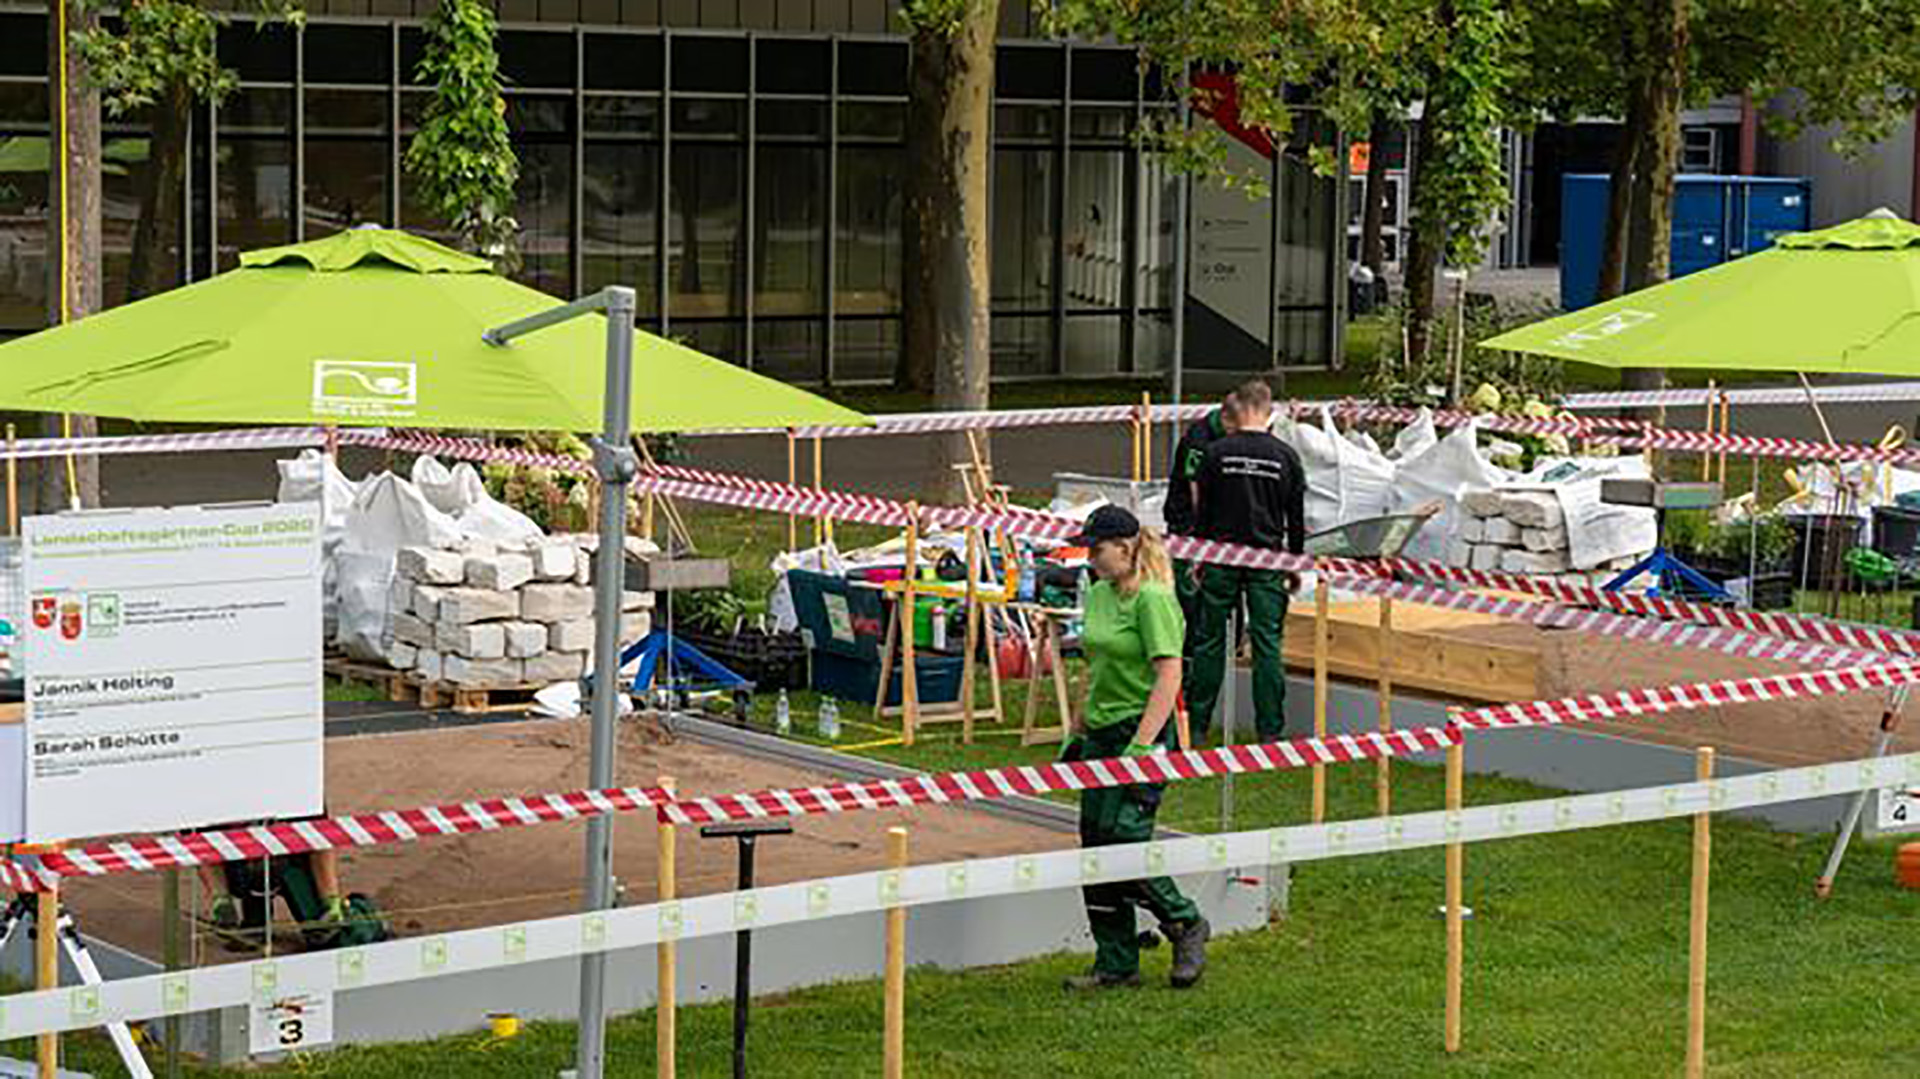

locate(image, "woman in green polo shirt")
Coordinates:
1060 505 1210 991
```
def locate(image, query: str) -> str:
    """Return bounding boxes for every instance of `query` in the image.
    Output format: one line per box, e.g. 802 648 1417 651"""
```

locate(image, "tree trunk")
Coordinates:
1360 108 1392 276
1626 0 1685 292
1403 110 1445 365
1595 87 1646 303
900 0 997 502
42 0 103 514
128 77 190 303
1621 0 1687 403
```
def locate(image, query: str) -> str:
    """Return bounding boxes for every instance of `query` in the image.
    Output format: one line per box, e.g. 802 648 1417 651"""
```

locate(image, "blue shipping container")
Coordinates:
1559 174 1811 310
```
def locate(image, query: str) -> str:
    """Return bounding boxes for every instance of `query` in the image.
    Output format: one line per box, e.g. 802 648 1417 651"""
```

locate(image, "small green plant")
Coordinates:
673 585 754 636
1701 515 1795 568
1662 509 1715 557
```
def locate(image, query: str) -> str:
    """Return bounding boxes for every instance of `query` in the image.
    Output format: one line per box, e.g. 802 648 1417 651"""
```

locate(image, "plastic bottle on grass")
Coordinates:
775 688 791 735
819 697 841 741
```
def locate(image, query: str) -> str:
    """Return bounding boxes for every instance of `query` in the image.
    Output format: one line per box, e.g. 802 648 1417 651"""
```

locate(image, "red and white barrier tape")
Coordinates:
1337 575 1893 669
1386 557 1920 658
659 726 1459 826
0 426 330 461
12 650 1915 889
349 428 1920 662
1564 381 1920 411
1 729 1453 892
0 785 669 893
1453 660 1920 730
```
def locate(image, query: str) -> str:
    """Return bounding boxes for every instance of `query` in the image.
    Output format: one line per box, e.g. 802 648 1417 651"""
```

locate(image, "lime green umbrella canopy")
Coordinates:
0 228 870 432
1480 211 1920 375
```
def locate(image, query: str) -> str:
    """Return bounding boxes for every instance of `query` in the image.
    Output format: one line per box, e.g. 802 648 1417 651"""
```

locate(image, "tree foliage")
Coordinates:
69 0 298 118
404 0 519 270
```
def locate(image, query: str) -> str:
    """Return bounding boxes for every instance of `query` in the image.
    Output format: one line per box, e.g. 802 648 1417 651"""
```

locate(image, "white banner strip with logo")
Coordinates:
1 750 1911 1040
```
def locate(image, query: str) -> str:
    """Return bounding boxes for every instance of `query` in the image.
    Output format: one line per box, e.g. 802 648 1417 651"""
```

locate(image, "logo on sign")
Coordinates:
312 360 418 419
31 597 55 630
1550 309 1656 351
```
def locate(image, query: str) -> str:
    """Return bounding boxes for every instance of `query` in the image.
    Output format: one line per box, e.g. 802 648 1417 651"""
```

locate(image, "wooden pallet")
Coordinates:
325 656 544 715
409 678 544 715
324 657 415 704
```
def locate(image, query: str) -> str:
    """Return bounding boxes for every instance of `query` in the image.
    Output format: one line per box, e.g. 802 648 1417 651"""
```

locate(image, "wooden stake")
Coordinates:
7 423 18 536
1129 412 1143 484
786 429 798 552
1701 381 1717 482
1312 578 1330 823
1728 387 1743 485
902 505 921 746
1376 594 1394 817
1444 740 1464 1054
813 437 825 546
960 528 980 744
1686 747 1716 1079
657 776 678 1079
882 826 909 1079
1140 391 1154 482
37 881 57 1077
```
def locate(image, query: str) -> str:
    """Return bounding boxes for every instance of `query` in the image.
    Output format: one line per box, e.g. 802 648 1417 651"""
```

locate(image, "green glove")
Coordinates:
1124 742 1158 758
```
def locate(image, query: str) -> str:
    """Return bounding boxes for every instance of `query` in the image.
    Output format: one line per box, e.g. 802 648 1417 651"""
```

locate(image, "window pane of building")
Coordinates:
836 145 902 316
755 146 824 316
834 318 898 384
217 90 294 269
673 37 749 94
103 122 178 306
582 142 661 319
0 149 46 331
499 30 575 90
1063 149 1127 311
305 24 391 86
1140 151 1176 312
991 314 1053 377
757 39 829 95
753 319 822 382
837 41 907 97
306 90 391 236
669 144 743 320
680 319 741 366
515 141 573 297
1064 313 1125 376
992 148 1054 312
585 33 662 92
584 95 659 136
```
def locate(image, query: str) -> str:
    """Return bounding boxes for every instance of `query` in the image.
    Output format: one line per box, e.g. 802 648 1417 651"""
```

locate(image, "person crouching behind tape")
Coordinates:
1059 504 1211 991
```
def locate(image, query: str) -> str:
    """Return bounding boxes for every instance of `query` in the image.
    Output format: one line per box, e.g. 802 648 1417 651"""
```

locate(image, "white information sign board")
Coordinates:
249 990 334 1055
23 504 323 842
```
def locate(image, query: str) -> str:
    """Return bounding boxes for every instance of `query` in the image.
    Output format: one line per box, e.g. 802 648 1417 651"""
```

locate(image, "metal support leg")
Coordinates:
1816 684 1910 897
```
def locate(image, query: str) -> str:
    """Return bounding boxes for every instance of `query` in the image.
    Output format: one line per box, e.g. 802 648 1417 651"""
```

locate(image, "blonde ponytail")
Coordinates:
1116 527 1174 597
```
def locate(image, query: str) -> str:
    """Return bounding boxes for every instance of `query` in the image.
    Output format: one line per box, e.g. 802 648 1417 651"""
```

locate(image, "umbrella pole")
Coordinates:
578 286 638 1079
481 285 639 1079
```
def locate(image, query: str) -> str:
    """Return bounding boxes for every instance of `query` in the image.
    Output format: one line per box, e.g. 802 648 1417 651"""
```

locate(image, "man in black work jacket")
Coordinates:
1185 380 1306 743
1163 393 1237 648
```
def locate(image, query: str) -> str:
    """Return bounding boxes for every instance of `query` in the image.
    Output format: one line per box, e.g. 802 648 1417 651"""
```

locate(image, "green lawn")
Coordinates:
29 732 1918 1077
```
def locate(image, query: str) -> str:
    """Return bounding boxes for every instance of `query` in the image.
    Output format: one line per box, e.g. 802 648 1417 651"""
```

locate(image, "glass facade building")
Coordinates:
0 3 1343 381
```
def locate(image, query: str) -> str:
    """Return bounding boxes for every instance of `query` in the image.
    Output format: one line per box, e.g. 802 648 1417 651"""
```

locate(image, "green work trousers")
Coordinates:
1070 723 1200 978
1185 564 1290 742
1172 557 1203 658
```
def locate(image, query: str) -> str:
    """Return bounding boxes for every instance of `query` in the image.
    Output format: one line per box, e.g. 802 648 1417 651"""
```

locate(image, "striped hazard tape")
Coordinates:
9 656 1915 889
1453 660 1920 730
0 785 668 893
658 727 1460 826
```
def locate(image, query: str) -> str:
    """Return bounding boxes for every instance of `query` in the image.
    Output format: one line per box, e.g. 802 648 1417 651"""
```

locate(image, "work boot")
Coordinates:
207 895 251 950
1062 970 1143 992
1166 916 1210 988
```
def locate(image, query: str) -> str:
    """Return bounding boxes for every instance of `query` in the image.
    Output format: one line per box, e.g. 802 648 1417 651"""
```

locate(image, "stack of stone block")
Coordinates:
1449 489 1644 585
383 536 653 689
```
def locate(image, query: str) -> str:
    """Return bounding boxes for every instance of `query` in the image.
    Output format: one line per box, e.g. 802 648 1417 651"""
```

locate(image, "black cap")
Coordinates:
1067 504 1141 547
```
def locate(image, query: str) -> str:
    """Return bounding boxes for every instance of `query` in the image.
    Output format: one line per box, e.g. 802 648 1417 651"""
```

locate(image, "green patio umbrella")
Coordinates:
0 226 870 432
0 226 869 1079
1480 210 1920 375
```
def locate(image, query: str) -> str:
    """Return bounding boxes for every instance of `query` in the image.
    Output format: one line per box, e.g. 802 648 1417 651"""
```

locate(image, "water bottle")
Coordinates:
931 603 948 652
775 688 791 735
1017 547 1037 603
819 696 841 740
